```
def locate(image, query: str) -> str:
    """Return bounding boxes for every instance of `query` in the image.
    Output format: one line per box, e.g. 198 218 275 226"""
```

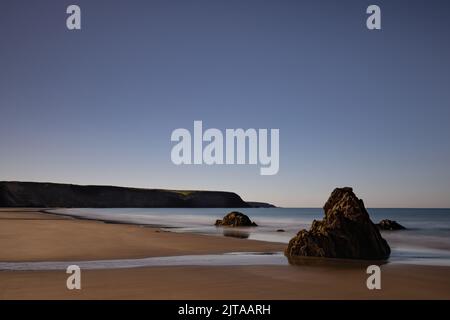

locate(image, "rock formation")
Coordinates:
215 211 258 227
376 219 406 230
285 187 390 260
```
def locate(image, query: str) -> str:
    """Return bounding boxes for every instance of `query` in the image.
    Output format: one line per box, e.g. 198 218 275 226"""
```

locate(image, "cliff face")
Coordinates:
247 202 276 208
0 181 250 208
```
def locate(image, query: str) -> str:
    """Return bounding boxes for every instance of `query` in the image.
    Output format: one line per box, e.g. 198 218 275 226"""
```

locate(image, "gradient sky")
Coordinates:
1 0 449 207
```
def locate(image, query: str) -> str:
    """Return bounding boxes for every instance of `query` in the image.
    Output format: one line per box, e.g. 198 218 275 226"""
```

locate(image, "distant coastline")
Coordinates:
0 181 275 208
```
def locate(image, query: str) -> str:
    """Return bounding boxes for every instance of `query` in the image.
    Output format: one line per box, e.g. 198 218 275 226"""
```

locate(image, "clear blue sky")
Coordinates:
1 0 449 207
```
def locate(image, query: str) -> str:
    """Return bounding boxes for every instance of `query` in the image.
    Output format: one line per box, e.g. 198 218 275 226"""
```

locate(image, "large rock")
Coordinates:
215 211 258 227
377 219 406 230
285 187 390 260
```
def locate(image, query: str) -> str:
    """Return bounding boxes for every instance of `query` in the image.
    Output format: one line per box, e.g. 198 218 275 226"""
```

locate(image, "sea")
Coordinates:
48 207 450 267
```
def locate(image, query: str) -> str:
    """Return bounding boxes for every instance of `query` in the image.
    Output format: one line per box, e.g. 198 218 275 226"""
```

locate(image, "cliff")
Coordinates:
0 181 250 208
247 201 276 208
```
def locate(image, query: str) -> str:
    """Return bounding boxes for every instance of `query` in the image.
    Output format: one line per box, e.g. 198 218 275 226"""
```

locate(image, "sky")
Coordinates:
0 0 449 207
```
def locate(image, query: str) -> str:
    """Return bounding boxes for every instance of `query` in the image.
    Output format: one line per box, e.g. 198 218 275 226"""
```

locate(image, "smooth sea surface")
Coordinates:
50 207 450 266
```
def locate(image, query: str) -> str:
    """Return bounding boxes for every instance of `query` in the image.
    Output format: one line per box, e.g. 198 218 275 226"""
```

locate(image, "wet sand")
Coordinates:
0 208 284 262
1 209 450 299
2 264 450 299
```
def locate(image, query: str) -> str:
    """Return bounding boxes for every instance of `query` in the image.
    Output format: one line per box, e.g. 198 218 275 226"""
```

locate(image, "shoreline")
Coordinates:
0 208 286 263
41 207 450 268
1 208 450 299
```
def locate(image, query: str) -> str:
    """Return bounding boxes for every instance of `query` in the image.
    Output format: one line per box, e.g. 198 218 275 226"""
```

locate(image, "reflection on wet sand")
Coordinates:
222 228 250 239
286 254 389 269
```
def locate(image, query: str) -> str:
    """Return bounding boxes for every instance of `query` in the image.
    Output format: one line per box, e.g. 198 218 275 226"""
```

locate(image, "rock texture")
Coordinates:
285 187 390 260
376 219 406 230
0 181 250 208
215 211 258 227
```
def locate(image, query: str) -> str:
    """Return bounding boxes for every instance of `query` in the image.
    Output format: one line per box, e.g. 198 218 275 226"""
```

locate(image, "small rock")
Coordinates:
214 211 258 227
276 229 285 232
376 219 406 230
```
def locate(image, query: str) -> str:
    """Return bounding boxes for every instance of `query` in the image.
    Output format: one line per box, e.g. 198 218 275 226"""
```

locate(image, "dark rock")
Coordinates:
285 187 390 260
276 229 285 232
376 219 406 230
215 211 258 227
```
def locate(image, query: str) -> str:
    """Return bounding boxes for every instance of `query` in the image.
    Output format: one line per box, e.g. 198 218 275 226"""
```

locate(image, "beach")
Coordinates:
1 208 450 300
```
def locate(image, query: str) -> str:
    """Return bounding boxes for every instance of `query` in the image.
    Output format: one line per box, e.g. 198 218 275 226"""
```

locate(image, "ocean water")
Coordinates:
51 208 450 266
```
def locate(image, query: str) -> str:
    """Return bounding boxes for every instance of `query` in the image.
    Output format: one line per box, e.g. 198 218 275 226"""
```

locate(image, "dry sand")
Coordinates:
1 208 450 300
